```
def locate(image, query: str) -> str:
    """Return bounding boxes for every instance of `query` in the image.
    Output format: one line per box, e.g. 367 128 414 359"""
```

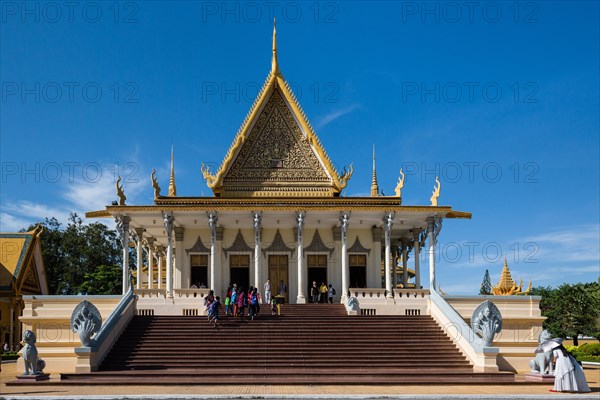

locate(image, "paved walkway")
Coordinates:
1 362 598 399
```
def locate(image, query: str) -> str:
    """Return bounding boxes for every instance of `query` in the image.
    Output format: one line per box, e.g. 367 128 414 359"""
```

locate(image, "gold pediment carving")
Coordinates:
222 90 331 196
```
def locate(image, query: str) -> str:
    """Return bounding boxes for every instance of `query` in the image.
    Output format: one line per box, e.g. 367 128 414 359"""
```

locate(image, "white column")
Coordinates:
157 247 164 290
402 239 409 288
163 212 175 298
340 212 350 302
383 212 394 299
116 216 131 294
135 228 144 290
427 217 441 290
296 212 306 303
412 229 421 289
208 212 218 291
253 212 262 293
174 227 185 289
146 238 155 289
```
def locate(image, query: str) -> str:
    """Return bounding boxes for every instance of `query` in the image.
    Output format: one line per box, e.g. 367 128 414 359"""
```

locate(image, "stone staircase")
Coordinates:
59 304 514 384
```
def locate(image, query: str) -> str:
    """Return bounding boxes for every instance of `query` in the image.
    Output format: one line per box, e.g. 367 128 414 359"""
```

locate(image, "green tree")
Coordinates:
79 264 122 295
479 269 492 295
28 214 121 295
531 283 600 345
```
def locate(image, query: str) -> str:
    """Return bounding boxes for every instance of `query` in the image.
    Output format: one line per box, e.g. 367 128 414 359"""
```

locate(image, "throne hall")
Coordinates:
87 22 470 306
13 24 545 379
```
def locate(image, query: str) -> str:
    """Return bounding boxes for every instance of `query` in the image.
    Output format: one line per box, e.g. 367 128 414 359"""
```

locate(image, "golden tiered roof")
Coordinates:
492 258 531 295
200 20 353 198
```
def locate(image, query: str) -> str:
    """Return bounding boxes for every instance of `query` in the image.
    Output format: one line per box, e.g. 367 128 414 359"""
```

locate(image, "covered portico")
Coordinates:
88 202 469 304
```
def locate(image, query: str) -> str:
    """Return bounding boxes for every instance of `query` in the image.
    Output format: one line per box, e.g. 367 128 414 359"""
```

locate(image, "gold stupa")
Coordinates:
492 258 531 295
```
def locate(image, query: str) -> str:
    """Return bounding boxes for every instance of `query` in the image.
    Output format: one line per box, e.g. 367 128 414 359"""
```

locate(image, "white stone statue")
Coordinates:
22 330 46 375
471 300 502 347
346 296 359 312
529 329 555 374
71 300 102 347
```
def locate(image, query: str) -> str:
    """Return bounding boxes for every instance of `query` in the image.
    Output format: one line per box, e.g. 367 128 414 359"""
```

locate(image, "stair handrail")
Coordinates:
91 284 135 352
429 288 499 372
73 284 137 372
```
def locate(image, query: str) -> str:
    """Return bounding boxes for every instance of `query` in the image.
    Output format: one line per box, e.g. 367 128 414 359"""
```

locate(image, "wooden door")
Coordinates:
268 255 289 303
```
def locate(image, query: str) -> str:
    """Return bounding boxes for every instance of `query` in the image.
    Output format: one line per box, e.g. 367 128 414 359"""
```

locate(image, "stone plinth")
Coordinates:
15 373 50 381
524 373 555 382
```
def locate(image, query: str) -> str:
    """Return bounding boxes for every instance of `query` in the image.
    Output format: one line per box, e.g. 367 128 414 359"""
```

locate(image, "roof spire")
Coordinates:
271 18 279 75
370 144 379 197
168 145 177 197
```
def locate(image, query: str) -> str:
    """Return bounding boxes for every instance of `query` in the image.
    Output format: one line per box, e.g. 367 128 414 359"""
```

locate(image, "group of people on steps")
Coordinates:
203 279 336 327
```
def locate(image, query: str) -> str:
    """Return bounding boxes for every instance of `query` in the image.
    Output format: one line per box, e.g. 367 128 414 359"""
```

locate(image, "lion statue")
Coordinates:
22 330 45 375
529 329 554 375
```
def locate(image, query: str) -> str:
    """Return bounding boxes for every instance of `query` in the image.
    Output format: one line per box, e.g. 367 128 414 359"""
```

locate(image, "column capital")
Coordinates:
426 216 436 229
296 212 305 241
252 211 262 228
411 228 421 239
134 227 145 237
339 212 350 234
146 237 156 246
253 212 262 243
296 211 306 228
162 212 174 231
383 212 395 233
207 211 218 243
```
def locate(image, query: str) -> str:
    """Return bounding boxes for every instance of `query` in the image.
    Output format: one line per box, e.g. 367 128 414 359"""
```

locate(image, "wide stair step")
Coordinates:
58 304 514 384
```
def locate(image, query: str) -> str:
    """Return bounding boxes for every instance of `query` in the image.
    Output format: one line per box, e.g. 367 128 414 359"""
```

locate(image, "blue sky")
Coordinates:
1 1 598 294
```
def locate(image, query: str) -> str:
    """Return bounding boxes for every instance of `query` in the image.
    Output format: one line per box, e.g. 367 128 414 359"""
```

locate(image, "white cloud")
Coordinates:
1 161 150 232
437 224 600 294
315 104 360 129
0 212 31 232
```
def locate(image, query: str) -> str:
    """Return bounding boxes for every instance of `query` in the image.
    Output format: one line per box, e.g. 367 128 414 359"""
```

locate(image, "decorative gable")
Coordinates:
201 23 353 198
222 89 332 196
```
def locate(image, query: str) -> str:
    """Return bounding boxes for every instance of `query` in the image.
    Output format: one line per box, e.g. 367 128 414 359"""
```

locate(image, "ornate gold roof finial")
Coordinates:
492 258 531 295
116 176 126 205
168 145 177 197
151 168 161 199
271 18 279 75
394 168 405 200
370 144 379 197
430 176 441 206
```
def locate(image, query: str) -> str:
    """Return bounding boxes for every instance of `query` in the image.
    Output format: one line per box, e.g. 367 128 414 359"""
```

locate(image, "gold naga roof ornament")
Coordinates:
116 176 126 206
200 20 352 198
492 258 532 296
339 163 354 189
394 168 405 202
430 176 441 206
151 168 161 199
